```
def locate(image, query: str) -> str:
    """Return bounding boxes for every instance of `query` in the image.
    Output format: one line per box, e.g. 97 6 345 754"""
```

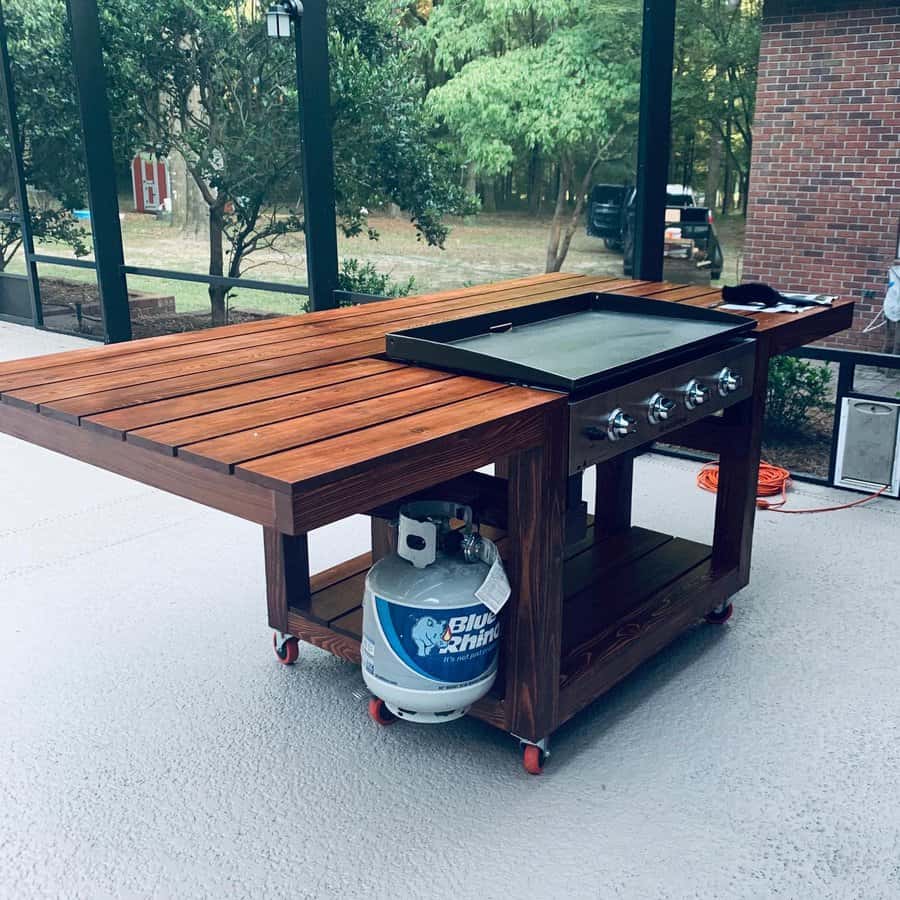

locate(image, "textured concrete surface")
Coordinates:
1 322 899 900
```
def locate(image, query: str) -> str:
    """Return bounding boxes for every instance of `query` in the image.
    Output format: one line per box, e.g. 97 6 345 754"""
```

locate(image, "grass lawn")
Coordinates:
11 206 747 318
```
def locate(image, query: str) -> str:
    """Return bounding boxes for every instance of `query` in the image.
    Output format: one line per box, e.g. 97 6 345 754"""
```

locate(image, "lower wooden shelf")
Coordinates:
284 523 742 738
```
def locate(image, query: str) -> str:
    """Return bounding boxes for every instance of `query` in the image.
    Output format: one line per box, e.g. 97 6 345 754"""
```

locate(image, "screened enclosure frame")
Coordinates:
0 0 676 344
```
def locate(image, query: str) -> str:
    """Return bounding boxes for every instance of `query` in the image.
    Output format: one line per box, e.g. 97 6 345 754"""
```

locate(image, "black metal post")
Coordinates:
0 0 42 326
294 0 339 311
827 359 855 484
633 0 676 282
65 0 131 342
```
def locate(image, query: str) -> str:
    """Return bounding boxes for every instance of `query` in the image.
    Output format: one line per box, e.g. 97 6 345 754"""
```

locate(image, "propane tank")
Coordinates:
361 501 502 723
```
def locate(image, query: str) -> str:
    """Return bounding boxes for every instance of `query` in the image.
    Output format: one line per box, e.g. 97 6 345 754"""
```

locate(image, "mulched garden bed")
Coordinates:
130 308 280 338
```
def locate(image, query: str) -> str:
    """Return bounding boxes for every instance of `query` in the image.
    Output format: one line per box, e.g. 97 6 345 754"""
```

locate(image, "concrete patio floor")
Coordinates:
1 323 899 900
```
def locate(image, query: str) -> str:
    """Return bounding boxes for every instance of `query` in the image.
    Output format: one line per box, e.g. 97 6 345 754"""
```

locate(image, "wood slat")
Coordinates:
127 366 453 454
564 526 672 601
82 357 400 438
34 338 386 422
0 271 578 380
562 537 711 656
180 375 502 473
238 387 560 493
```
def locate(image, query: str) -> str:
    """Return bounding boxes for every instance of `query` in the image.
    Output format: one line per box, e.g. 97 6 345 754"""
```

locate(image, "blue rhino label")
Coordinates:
374 597 500 685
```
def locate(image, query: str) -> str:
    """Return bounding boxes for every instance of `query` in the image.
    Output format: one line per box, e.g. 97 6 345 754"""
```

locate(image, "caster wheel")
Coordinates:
368 697 397 726
522 744 546 776
273 633 299 665
705 603 733 625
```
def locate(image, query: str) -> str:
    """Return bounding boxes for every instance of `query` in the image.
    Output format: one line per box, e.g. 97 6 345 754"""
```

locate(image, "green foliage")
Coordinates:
421 0 640 270
338 258 415 300
765 356 832 434
425 1 639 175
671 0 761 205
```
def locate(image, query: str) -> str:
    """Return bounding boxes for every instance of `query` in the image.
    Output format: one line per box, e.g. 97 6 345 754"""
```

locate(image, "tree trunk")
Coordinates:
464 162 477 199
706 134 722 212
208 204 228 326
545 160 571 272
480 177 496 213
528 149 542 217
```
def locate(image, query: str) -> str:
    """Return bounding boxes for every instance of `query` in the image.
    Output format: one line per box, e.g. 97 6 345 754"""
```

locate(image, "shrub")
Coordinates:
765 355 832 433
338 258 415 302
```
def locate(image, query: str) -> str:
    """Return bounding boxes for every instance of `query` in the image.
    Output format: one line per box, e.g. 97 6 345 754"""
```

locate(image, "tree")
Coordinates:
422 0 640 272
122 0 472 324
671 0 761 213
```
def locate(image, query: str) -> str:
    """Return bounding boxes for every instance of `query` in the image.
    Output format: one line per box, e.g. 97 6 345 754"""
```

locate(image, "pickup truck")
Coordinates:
620 186 724 279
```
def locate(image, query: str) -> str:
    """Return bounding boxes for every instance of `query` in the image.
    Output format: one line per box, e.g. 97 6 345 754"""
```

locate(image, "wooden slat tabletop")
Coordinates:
0 272 854 528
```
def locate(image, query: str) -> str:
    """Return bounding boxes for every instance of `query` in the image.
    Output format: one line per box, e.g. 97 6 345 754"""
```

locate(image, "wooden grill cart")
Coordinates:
0 274 852 773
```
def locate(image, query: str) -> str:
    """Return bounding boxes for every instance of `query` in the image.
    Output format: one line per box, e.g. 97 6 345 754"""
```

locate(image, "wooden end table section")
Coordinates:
0 273 854 763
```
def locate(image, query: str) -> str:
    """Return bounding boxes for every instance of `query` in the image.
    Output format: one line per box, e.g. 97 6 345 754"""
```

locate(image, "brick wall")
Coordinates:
743 0 900 350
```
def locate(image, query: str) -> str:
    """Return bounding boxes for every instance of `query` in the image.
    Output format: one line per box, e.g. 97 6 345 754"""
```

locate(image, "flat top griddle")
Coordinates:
386 292 755 393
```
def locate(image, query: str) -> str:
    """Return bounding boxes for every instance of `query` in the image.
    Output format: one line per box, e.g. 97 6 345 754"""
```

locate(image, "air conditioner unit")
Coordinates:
834 395 900 498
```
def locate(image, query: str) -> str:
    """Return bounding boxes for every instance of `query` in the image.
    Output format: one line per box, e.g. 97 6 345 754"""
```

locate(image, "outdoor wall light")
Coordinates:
266 0 303 37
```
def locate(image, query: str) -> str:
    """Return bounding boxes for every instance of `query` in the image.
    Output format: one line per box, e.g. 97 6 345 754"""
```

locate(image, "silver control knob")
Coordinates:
684 380 710 410
717 367 743 397
648 393 677 425
607 408 638 442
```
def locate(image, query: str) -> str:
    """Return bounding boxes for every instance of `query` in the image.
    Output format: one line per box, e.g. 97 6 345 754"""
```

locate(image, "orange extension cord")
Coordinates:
697 460 887 513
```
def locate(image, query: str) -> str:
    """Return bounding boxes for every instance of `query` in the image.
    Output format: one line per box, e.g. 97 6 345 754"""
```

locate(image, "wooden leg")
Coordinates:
711 337 770 582
593 452 635 541
263 528 310 632
503 404 567 743
370 516 396 562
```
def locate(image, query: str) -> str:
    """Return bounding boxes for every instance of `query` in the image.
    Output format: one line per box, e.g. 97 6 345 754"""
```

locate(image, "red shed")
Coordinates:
131 154 171 213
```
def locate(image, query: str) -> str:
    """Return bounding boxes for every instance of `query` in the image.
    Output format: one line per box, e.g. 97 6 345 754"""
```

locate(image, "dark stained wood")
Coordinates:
0 398 282 529
502 402 568 742
83 357 400 439
310 570 367 625
237 387 559 493
557 564 744 726
368 471 509 532
593 452 636 541
264 529 311 632
328 606 364 640
30 338 386 422
564 526 672 601
370 518 396 561
286 403 555 533
285 609 362 662
127 366 452 455
710 335 770 582
310 552 373 594
181 376 504 473
562 537 712 656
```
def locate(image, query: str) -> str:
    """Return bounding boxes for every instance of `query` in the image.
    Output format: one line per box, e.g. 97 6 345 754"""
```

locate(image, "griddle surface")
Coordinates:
451 310 734 383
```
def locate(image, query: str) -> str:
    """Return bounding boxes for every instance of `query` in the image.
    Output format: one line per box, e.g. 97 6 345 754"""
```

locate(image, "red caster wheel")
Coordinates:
705 603 734 625
273 633 299 665
368 697 397 726
522 744 546 776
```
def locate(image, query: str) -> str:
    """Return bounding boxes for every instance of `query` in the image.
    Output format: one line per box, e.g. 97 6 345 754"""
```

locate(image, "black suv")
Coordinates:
585 184 629 250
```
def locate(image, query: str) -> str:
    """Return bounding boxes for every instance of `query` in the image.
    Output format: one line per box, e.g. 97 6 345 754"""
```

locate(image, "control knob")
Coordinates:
648 393 677 425
717 367 743 397
684 379 710 410
606 408 638 442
